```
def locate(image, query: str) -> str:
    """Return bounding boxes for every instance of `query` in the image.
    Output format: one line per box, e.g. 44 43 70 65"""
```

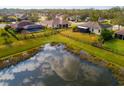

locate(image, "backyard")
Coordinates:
60 29 99 44
0 28 59 58
60 30 124 55
0 28 124 68
1 28 124 85
103 39 124 55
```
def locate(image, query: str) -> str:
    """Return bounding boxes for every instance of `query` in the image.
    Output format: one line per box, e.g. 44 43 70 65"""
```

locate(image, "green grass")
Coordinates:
103 39 124 55
60 30 124 56
0 36 54 58
1 29 124 85
60 30 98 44
0 29 124 68
0 29 17 45
0 28 54 45
0 31 57 58
52 34 124 67
58 30 124 67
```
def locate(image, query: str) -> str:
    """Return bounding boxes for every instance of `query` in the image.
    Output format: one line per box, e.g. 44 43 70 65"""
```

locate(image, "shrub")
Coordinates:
100 29 114 43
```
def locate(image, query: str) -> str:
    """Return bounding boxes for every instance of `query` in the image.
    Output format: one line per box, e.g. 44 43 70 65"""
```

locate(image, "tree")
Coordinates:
99 29 114 43
28 13 39 22
1 32 10 44
112 15 124 26
4 25 11 31
109 6 121 12
4 25 19 40
47 16 52 20
72 25 78 32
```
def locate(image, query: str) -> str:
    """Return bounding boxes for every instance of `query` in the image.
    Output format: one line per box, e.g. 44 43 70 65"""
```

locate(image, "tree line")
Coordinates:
1 7 124 24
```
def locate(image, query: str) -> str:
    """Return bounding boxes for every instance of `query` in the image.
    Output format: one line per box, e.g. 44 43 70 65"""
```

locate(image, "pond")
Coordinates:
0 44 117 86
27 28 42 32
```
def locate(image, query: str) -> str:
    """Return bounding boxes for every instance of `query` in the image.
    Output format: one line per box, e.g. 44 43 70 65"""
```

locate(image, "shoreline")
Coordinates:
0 42 124 85
0 46 41 69
64 43 124 85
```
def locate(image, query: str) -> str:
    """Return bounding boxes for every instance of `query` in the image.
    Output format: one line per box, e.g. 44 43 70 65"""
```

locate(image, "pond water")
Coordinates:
0 44 117 86
27 28 42 32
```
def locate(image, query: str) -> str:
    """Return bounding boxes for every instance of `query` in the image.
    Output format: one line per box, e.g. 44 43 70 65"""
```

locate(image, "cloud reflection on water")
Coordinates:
0 44 116 86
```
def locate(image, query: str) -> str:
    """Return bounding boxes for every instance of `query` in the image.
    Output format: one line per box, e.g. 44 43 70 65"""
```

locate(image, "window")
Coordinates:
92 29 94 32
98 30 101 33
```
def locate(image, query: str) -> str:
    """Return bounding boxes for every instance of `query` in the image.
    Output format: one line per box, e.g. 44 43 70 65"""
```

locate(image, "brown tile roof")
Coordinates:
79 22 101 29
79 22 112 29
42 20 53 26
42 18 68 26
55 18 68 24
17 20 33 28
10 20 33 29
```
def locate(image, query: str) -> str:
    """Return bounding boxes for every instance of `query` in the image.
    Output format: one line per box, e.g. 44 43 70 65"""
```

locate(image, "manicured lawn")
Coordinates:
0 29 57 58
0 29 124 68
0 28 54 45
16 29 53 39
103 39 124 55
60 30 124 56
60 30 98 44
0 29 17 45
0 36 54 58
53 34 124 67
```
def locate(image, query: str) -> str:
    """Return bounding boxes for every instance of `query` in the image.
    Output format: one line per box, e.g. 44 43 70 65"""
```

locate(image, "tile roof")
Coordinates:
42 18 68 25
79 22 112 29
11 20 33 28
79 22 101 29
99 23 112 29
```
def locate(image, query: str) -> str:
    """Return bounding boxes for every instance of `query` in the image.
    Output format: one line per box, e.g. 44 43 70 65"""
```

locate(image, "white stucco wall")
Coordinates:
0 24 6 29
112 25 122 31
90 28 101 35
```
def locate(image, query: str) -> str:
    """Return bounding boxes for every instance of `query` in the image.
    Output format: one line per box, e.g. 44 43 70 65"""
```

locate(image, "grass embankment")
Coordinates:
103 39 124 55
0 29 17 45
61 30 124 56
0 37 52 58
0 28 124 67
52 34 124 67
0 30 124 67
53 34 124 85
0 29 58 58
60 30 98 44
1 33 124 84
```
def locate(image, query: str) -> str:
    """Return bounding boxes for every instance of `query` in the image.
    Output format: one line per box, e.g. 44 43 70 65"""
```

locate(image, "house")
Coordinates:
67 16 75 21
15 13 24 18
0 16 3 22
67 15 82 22
112 25 123 31
23 24 43 30
77 22 101 34
0 24 6 29
77 26 90 33
2 16 17 22
11 20 43 32
77 22 112 35
85 17 91 22
98 17 111 24
11 20 33 30
42 18 69 29
98 17 106 23
18 15 28 21
38 16 47 21
115 29 124 40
